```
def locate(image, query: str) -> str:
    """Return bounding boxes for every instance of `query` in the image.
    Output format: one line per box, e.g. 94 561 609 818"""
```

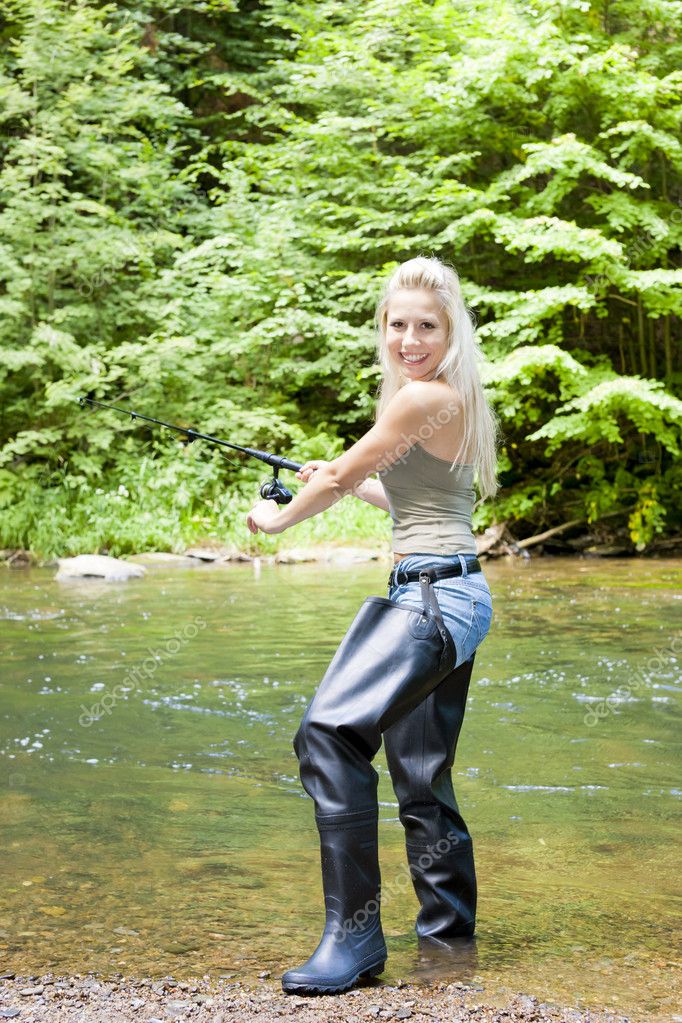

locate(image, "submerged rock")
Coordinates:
55 555 146 582
126 552 199 568
184 546 251 562
274 547 318 563
275 546 388 564
183 547 224 562
0 548 32 568
326 547 387 564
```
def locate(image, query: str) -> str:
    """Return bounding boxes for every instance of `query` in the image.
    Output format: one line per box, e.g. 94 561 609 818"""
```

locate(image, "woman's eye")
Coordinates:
389 320 436 329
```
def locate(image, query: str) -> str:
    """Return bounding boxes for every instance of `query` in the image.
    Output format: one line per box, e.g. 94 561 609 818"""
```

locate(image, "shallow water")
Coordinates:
0 557 680 1018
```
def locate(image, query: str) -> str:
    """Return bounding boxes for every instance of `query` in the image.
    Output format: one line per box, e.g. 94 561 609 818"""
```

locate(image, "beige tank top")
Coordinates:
380 441 477 555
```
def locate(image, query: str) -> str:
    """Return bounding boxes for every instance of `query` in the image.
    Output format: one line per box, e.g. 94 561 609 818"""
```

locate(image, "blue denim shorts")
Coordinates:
387 553 493 669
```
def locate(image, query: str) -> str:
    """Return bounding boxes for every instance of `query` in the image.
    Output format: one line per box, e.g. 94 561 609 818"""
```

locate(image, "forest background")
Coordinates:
0 0 680 560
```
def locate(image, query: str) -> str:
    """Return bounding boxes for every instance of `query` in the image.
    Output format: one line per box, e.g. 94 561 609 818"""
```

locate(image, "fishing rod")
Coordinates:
78 396 303 504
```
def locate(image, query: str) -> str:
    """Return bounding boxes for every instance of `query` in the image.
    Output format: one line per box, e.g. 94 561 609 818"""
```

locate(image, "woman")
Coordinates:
247 256 499 995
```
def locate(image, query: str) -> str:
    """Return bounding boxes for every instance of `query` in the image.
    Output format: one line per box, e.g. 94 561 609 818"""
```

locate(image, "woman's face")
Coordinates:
385 288 449 382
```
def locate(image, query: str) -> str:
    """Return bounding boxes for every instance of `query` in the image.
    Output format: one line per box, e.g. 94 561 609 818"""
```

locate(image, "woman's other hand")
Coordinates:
246 499 283 535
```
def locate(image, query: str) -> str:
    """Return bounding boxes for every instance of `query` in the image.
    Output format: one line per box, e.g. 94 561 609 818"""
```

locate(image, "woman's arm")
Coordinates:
351 477 390 512
296 460 390 511
246 380 460 535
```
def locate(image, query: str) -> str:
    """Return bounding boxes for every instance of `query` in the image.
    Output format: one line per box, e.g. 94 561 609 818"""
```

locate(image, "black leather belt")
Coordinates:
389 557 481 588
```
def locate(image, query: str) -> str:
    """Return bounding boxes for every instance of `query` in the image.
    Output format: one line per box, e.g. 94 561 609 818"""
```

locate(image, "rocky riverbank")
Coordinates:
0 972 633 1023
0 545 392 571
2 524 682 574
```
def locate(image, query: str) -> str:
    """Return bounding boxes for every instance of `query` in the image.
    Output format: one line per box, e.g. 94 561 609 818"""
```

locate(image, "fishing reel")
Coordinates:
260 469 293 505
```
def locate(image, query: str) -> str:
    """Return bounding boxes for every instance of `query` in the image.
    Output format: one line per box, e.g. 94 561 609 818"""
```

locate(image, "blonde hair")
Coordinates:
375 256 500 500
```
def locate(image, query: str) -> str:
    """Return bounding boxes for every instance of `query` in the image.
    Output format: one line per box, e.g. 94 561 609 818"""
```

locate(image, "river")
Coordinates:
0 557 679 1019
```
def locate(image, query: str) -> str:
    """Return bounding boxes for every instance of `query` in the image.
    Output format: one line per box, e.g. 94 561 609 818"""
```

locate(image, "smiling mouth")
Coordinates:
400 352 429 365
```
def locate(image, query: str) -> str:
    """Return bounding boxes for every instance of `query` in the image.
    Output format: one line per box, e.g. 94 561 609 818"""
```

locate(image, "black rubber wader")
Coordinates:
282 574 470 994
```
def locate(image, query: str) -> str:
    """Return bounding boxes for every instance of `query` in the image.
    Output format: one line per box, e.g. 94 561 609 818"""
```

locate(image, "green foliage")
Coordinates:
527 377 682 455
0 0 680 556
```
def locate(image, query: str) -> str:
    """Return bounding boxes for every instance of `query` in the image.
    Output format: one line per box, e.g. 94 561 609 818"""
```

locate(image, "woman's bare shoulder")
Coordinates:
401 379 463 413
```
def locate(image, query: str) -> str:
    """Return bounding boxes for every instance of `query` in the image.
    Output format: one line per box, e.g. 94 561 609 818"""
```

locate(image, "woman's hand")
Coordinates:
296 459 330 484
256 459 341 535
246 499 283 535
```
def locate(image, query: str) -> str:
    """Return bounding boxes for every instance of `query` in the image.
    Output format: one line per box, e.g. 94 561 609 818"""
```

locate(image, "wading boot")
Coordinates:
281 809 387 994
384 655 478 939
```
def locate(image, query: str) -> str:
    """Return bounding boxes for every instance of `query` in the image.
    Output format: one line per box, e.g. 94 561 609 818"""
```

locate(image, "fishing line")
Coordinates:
78 396 303 504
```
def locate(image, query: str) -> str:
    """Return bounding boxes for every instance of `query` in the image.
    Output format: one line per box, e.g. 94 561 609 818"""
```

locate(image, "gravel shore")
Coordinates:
0 973 632 1023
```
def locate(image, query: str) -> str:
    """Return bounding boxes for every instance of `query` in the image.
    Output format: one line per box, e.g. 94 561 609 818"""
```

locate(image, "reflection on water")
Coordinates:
0 557 680 1020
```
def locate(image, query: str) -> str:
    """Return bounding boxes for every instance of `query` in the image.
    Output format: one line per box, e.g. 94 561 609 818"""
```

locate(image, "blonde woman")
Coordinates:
247 256 499 995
